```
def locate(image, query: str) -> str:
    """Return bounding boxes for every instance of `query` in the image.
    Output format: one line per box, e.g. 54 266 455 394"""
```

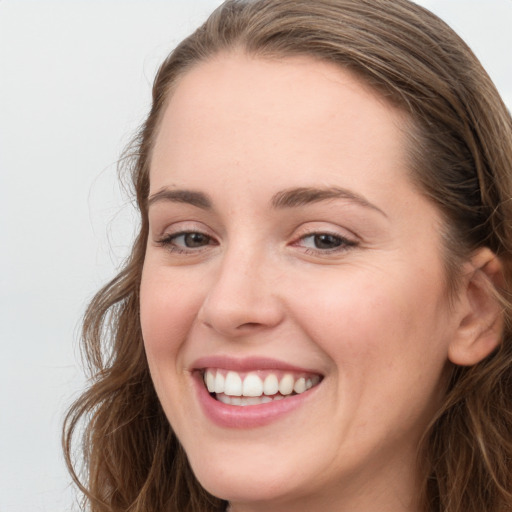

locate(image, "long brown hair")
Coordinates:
63 1 512 510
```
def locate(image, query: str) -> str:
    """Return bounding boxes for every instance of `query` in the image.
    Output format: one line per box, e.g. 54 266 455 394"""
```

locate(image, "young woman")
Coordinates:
64 1 512 511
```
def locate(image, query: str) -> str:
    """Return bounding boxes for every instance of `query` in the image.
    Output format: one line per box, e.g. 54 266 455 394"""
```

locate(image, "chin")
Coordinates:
180 430 322 505
190 458 304 506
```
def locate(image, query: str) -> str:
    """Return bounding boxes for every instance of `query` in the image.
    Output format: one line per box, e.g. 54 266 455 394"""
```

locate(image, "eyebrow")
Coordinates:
271 186 386 216
147 188 212 209
147 185 386 217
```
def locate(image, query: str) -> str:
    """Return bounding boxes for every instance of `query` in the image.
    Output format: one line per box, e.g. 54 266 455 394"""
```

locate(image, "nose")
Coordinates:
197 248 285 338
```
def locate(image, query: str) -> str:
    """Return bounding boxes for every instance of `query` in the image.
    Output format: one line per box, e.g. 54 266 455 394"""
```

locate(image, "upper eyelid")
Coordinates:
152 219 360 244
160 230 212 240
291 223 359 242
154 221 217 238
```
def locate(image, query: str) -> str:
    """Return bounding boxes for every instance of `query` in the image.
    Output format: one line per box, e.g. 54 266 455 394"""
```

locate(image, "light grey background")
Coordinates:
0 1 511 511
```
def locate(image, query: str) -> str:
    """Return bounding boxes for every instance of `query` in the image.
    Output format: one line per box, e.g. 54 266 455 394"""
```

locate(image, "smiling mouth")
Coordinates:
202 368 322 406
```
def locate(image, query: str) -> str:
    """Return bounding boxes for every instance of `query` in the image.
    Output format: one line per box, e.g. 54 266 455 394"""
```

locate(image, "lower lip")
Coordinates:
193 373 320 429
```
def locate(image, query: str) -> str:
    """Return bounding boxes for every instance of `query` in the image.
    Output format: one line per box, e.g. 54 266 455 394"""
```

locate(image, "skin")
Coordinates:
140 53 473 512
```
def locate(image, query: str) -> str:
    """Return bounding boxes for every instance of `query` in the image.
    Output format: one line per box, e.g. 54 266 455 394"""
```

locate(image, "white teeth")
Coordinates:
293 377 306 394
214 372 225 394
242 373 263 397
278 374 294 395
205 371 216 392
217 393 231 405
263 374 279 395
216 393 287 406
203 368 321 404
224 371 242 396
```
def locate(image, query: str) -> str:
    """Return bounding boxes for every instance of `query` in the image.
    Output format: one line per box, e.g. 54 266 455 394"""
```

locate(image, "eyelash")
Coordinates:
293 231 358 255
156 229 358 256
156 231 217 254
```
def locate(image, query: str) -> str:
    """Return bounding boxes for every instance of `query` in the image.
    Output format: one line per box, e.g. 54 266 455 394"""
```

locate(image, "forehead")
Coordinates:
150 53 410 202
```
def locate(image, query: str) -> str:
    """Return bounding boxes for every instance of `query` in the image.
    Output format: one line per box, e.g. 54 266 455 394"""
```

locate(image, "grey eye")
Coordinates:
311 234 343 249
180 232 212 247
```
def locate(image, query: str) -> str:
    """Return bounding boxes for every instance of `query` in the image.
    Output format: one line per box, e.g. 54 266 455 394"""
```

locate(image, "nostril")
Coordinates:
237 322 262 329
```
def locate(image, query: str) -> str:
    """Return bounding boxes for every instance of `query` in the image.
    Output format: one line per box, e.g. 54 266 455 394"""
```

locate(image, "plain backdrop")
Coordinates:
0 1 511 511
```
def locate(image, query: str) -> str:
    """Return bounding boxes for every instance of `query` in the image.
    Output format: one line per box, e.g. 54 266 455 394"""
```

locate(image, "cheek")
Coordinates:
291 266 451 391
139 264 203 362
300 275 451 447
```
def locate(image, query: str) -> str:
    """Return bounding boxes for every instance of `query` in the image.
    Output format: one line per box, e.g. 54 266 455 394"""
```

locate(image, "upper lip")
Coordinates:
191 355 323 375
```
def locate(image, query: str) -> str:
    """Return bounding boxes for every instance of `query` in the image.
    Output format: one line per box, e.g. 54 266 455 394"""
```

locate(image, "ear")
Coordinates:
448 248 505 366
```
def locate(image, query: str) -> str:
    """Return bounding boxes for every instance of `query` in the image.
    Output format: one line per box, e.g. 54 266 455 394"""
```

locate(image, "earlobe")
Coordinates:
448 248 505 367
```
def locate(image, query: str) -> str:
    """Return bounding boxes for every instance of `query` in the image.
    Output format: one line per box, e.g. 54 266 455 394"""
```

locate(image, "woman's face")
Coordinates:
140 54 463 511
